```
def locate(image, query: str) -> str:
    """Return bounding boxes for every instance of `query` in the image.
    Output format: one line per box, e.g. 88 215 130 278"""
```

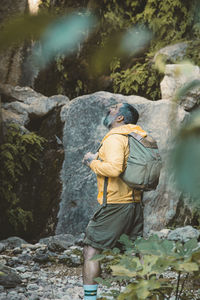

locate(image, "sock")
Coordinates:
83 284 98 300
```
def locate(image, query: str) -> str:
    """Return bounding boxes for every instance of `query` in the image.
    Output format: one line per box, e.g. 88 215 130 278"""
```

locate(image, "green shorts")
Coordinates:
83 202 143 250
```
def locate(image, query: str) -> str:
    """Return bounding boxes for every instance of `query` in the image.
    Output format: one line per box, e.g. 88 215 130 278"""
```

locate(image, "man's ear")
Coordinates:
116 115 124 122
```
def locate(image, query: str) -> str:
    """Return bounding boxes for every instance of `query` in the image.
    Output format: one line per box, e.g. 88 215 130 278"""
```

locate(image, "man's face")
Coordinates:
103 103 123 129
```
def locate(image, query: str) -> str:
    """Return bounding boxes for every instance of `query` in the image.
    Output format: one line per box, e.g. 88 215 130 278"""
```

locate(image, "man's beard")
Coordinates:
103 112 116 129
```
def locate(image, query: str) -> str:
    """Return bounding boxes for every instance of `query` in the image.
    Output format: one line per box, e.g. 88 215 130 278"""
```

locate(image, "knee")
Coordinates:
83 245 100 262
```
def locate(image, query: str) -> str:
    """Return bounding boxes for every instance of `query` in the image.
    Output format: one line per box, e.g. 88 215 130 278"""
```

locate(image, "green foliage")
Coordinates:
96 234 200 299
0 124 46 231
117 0 198 98
0 13 56 51
111 60 162 100
7 207 33 232
1 0 200 99
185 39 200 67
93 0 199 100
7 0 198 99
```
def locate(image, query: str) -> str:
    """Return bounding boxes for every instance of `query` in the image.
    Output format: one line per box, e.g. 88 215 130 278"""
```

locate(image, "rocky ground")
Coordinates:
0 226 200 300
0 234 122 300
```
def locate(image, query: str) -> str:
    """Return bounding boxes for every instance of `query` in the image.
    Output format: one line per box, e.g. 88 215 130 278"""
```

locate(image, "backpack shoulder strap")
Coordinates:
128 132 158 149
103 176 108 207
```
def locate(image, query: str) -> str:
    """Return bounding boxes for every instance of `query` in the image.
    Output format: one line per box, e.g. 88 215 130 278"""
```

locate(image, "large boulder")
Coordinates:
56 91 189 236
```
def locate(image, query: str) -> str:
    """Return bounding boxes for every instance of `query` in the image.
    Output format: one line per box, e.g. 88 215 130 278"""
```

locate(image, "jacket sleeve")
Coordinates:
90 134 126 177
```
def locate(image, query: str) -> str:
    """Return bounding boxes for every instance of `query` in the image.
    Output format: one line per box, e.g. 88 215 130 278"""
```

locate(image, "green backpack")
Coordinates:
120 132 162 191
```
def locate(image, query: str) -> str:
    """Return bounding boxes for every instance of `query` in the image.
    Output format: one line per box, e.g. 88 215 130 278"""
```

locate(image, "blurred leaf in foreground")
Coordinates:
154 54 167 73
120 25 152 55
90 25 152 75
32 12 96 68
173 79 200 102
0 13 56 50
174 61 198 79
171 108 200 205
89 31 123 75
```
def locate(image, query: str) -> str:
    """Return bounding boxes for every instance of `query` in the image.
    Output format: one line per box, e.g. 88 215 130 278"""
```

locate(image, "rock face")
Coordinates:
56 91 189 236
1 84 68 129
0 0 37 87
160 64 200 111
154 42 189 63
0 84 69 240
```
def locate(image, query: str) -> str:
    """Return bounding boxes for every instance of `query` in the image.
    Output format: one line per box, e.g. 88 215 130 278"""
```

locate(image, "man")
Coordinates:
82 103 146 300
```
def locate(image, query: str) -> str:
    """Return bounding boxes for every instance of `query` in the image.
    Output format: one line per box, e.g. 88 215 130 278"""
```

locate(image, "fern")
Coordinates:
0 123 46 232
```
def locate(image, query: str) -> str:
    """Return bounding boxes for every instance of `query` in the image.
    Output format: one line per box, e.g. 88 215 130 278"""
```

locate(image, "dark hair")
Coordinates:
118 103 139 124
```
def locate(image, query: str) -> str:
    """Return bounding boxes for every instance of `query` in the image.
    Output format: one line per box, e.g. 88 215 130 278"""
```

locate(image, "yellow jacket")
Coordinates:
90 124 147 205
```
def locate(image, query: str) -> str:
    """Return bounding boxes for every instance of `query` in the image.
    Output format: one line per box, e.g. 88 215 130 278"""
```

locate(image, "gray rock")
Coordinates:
13 247 23 255
0 293 7 300
7 291 20 300
27 283 39 291
21 243 42 250
28 295 40 300
0 285 4 292
56 91 188 235
33 251 50 264
0 237 27 249
17 253 32 264
58 253 81 267
20 272 32 280
15 266 27 273
154 42 188 63
2 85 69 127
0 243 5 253
160 64 200 111
39 234 75 252
25 291 40 298
148 228 171 239
17 294 27 300
0 264 22 288
74 233 85 246
0 84 43 102
31 265 40 272
168 226 200 242
6 257 21 268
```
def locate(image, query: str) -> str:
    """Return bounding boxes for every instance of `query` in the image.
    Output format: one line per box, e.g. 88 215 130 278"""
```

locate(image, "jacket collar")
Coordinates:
102 124 147 143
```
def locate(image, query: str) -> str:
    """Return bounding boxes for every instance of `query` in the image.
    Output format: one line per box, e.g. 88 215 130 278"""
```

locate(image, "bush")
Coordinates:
94 234 200 299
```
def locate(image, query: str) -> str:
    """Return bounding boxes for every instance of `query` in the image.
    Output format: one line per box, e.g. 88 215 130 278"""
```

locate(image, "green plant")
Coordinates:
0 123 46 231
111 60 162 100
94 234 200 299
100 0 199 100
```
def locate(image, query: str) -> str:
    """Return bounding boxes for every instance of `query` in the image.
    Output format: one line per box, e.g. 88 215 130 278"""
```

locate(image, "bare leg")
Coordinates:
83 245 101 284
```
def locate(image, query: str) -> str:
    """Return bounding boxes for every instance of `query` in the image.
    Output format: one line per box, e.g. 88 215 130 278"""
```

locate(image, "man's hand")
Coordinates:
82 152 98 166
